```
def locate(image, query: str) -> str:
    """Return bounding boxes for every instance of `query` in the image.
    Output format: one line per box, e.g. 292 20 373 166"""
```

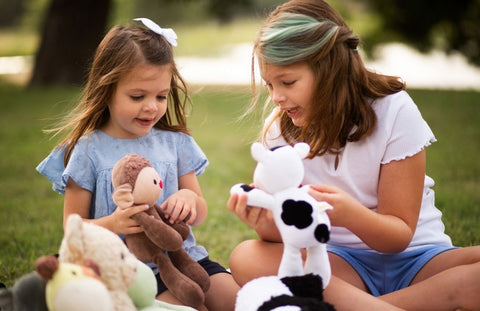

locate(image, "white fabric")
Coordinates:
134 18 178 46
264 91 453 251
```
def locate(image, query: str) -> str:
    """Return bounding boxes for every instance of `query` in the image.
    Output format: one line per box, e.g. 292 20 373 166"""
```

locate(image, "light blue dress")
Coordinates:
36 128 209 261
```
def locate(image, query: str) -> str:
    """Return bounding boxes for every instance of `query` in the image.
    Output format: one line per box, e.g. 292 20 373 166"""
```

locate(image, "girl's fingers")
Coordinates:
124 225 144 234
185 208 196 225
227 193 240 212
127 204 149 217
309 183 337 193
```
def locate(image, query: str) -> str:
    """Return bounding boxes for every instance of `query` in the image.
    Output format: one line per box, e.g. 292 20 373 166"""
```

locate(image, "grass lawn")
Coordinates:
0 82 479 288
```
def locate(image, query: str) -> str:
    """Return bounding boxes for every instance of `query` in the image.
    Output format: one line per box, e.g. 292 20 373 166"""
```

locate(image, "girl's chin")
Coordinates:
291 118 305 127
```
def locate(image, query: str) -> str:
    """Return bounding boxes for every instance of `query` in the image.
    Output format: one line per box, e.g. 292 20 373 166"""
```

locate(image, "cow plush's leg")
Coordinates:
305 244 331 288
278 244 303 277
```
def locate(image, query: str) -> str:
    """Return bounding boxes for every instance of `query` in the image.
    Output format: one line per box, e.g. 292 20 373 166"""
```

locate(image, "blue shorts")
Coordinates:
327 245 455 296
155 257 229 295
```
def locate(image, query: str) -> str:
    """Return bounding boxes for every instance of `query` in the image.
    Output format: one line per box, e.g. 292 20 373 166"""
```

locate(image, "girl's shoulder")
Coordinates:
372 90 425 126
372 90 416 114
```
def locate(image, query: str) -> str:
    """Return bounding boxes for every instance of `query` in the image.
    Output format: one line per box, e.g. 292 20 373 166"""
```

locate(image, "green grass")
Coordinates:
0 83 479 288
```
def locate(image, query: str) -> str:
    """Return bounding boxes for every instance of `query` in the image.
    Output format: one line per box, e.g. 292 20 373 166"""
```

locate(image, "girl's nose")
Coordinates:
271 90 286 105
143 100 158 112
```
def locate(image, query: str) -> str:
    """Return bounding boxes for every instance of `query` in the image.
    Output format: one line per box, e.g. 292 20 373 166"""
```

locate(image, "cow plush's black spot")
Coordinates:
281 273 324 299
240 184 254 192
281 200 313 229
314 224 330 243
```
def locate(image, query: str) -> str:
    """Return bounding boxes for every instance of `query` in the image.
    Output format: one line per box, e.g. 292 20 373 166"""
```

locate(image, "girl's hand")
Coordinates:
227 193 265 229
308 184 360 228
109 204 149 235
160 189 198 225
227 193 281 242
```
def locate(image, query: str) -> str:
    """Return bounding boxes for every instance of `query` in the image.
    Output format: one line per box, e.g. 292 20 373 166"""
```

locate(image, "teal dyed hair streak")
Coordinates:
258 13 339 65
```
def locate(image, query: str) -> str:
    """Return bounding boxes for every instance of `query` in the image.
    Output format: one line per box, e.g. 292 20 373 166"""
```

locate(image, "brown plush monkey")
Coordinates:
112 154 210 309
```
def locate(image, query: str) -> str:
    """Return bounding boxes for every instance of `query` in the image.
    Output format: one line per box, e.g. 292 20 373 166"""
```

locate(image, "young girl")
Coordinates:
227 1 480 310
37 18 239 311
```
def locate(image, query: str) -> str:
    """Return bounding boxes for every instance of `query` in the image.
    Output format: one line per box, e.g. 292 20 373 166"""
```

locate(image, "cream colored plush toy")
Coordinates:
35 255 112 311
59 214 138 311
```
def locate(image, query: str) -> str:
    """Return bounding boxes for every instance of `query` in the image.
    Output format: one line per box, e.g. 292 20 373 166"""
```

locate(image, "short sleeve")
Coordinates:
177 134 208 177
36 146 68 194
62 142 96 192
380 91 436 164
36 139 97 195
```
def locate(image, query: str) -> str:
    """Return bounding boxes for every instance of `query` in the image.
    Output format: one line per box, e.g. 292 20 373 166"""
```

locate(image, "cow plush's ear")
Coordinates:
294 143 310 159
251 142 270 162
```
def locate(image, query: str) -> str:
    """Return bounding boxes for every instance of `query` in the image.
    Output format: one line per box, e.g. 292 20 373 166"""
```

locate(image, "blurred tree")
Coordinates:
362 0 480 66
207 0 252 23
29 0 110 87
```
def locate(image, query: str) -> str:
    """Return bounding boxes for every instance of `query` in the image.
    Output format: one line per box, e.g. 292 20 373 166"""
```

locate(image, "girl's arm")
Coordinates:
227 193 282 242
160 171 208 226
63 177 146 234
309 150 425 253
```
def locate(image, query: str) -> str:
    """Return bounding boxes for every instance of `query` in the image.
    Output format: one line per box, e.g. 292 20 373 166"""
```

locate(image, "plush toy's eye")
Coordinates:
71 270 77 276
120 252 125 260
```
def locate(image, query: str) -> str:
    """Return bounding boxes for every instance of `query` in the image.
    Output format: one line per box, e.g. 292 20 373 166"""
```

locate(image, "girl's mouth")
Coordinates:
285 107 300 117
136 118 154 126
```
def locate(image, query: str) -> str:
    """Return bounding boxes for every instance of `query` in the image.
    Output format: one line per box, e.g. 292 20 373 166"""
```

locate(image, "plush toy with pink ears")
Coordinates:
230 142 333 285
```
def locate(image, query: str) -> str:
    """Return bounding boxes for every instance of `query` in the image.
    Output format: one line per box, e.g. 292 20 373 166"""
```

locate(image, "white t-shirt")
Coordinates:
263 91 453 251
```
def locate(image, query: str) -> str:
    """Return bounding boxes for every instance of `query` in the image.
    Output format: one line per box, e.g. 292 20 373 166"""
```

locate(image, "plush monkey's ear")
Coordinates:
112 184 134 208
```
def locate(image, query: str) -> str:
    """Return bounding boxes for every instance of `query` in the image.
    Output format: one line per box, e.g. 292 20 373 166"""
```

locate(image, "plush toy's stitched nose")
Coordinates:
159 180 163 189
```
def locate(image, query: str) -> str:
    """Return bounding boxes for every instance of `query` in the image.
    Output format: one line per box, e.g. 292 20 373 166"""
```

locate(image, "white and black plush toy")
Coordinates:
235 274 335 311
230 142 333 285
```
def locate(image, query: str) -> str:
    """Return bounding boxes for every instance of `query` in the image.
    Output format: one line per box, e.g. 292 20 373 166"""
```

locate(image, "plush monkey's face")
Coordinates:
132 166 163 205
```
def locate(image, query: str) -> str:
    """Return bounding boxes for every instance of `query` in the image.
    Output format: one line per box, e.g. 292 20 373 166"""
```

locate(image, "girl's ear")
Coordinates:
294 142 310 159
251 142 270 162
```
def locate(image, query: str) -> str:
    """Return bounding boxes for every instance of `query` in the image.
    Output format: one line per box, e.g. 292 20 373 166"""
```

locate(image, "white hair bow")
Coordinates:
133 18 178 47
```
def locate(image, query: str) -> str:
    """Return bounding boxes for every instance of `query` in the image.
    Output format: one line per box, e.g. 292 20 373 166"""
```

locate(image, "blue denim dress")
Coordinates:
37 128 209 261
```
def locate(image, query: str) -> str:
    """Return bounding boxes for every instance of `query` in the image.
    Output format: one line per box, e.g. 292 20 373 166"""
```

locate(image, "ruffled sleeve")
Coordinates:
36 138 97 195
62 141 96 193
36 146 68 194
379 91 436 164
177 134 208 177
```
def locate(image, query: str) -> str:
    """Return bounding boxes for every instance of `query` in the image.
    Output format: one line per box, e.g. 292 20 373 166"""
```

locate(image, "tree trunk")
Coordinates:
29 0 111 87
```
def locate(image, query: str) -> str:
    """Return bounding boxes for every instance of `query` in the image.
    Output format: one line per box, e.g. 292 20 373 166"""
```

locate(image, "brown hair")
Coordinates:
253 0 405 158
47 23 191 165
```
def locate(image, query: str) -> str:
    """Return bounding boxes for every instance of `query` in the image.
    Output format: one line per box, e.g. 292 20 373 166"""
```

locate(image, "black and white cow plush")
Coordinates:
230 142 333 285
235 273 335 311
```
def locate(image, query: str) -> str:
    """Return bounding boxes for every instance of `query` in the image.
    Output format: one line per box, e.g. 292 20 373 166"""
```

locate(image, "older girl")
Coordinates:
228 1 480 310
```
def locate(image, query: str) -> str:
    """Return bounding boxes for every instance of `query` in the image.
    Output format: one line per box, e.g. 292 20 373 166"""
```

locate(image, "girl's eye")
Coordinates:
157 95 167 101
130 95 144 101
283 80 295 86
